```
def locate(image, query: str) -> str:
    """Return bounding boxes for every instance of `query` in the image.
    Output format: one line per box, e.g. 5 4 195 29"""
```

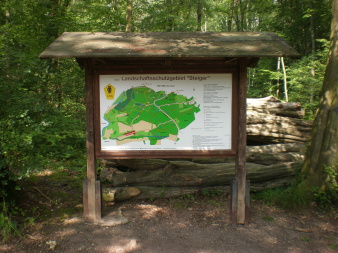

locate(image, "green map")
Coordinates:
102 86 201 145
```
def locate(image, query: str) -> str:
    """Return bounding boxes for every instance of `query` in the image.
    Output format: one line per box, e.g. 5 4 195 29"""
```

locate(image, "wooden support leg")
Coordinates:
230 179 250 225
230 178 238 224
234 59 250 225
245 180 250 225
237 176 246 224
83 59 102 221
83 179 102 220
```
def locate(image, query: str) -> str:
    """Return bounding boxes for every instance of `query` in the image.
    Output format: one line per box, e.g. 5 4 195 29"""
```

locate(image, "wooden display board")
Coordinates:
93 71 239 159
40 32 299 225
82 58 249 224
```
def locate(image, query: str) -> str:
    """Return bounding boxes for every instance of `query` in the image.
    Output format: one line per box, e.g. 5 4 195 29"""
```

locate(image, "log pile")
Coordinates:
246 96 312 144
100 96 312 202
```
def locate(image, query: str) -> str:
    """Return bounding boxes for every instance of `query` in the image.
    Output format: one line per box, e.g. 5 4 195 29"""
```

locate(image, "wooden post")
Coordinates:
83 60 102 220
234 59 249 224
229 178 238 224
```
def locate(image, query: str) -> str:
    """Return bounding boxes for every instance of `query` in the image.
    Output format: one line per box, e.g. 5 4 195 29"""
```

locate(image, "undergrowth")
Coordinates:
0 201 21 243
312 165 338 209
253 164 338 212
253 186 310 210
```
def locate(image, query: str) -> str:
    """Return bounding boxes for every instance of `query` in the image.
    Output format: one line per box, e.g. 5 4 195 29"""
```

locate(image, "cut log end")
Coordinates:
103 187 141 202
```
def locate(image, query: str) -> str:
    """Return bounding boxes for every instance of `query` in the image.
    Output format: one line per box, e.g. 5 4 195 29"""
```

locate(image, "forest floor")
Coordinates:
1 168 337 253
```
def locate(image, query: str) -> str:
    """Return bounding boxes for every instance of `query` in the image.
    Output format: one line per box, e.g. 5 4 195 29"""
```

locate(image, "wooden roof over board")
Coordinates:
39 32 300 59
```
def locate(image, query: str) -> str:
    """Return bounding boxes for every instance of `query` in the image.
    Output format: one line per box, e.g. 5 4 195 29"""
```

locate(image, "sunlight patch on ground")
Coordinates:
135 204 167 219
63 216 84 225
318 221 337 233
0 245 13 251
55 227 78 237
104 238 140 253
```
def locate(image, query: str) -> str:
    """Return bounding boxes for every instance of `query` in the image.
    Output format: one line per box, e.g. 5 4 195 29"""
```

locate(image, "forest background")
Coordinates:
0 0 334 238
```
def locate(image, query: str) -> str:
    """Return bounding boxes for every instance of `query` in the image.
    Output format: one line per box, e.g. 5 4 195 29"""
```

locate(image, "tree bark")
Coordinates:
281 57 288 102
197 0 202 31
247 112 312 144
103 176 295 201
102 162 300 187
125 0 133 32
300 0 338 190
247 96 305 118
101 143 305 169
228 0 235 31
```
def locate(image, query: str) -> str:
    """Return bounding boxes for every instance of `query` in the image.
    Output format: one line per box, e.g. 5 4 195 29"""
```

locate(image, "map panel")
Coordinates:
100 74 232 151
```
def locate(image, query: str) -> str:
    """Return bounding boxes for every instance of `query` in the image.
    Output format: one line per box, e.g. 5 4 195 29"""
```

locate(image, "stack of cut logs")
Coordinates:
100 96 313 202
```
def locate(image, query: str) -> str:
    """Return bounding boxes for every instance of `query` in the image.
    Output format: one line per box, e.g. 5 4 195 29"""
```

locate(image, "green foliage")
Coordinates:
312 164 338 209
253 164 338 211
300 236 312 243
262 215 274 222
201 188 222 197
253 187 287 206
287 39 329 119
171 194 196 209
247 58 282 98
0 201 21 242
248 40 329 120
273 0 331 56
0 1 87 223
253 186 310 210
0 154 16 202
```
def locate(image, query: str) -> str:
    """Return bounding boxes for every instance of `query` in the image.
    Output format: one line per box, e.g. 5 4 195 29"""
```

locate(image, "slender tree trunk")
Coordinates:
197 0 202 31
245 0 251 30
126 0 133 32
281 57 288 102
299 0 338 191
276 57 281 98
165 0 174 31
309 3 316 105
228 0 235 31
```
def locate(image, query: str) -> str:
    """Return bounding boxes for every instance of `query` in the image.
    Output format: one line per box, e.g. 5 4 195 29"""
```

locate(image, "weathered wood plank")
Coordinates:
236 60 248 224
84 59 101 220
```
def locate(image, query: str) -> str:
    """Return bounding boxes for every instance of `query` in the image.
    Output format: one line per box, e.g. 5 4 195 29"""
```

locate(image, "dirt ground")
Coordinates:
2 198 337 253
1 172 337 253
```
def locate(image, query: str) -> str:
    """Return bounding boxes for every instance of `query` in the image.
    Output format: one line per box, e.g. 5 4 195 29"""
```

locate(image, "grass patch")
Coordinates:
170 194 196 209
328 243 337 250
262 215 274 221
14 164 84 225
207 199 222 207
252 186 310 210
301 236 312 242
0 201 21 242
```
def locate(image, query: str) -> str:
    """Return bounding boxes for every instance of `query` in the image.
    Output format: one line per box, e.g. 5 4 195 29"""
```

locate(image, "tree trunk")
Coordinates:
247 96 305 118
228 0 235 31
101 143 304 169
281 57 288 102
299 0 338 190
103 177 295 201
197 0 202 31
247 111 312 144
125 0 133 32
165 0 174 31
277 57 281 97
247 96 311 144
102 161 300 187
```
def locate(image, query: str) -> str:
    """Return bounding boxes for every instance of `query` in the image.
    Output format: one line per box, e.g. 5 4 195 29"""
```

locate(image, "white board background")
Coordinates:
99 73 232 151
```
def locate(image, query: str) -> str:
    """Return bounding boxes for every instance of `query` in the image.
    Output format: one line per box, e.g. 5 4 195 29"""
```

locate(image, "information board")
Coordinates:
99 73 232 152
